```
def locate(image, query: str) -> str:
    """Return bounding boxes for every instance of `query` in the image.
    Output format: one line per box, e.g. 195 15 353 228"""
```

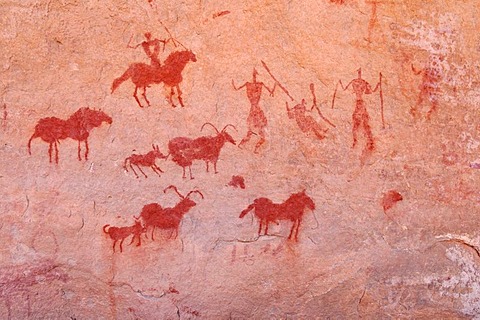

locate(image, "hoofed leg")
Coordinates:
119 239 125 253
142 87 150 106
133 87 143 108
130 164 140 178
151 165 162 177
169 87 176 108
288 220 296 240
258 219 263 236
54 141 59 164
84 140 89 160
214 161 218 174
136 165 148 178
48 143 53 163
152 164 164 173
112 240 117 253
295 218 302 241
77 141 82 161
176 85 185 108
189 166 193 180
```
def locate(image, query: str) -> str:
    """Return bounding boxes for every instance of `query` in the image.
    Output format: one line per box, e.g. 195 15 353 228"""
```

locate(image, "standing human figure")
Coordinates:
411 55 443 120
232 69 276 153
333 68 382 163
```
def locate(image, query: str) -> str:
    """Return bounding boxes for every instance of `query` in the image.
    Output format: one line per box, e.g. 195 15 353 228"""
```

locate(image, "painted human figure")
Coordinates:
131 32 167 68
232 69 276 153
286 99 328 140
411 55 443 120
335 68 382 162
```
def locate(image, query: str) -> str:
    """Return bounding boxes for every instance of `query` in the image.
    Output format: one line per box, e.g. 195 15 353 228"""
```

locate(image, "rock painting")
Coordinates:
103 220 146 253
332 68 384 164
123 144 168 178
135 186 204 240
27 108 112 164
239 190 315 241
286 83 335 140
112 48 196 108
168 123 236 179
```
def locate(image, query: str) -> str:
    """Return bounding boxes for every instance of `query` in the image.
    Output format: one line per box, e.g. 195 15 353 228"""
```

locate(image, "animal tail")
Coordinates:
103 224 111 234
239 203 255 218
111 66 134 93
123 157 130 172
27 131 39 155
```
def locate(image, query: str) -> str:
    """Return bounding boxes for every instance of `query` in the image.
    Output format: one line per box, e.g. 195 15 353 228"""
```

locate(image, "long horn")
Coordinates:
201 122 219 134
186 190 204 200
164 185 184 199
221 124 237 132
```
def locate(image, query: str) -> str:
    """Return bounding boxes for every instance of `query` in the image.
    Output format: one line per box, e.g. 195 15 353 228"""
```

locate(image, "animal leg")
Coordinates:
258 219 263 236
112 240 117 253
129 163 140 178
176 85 185 108
288 220 296 240
48 143 53 163
294 218 302 241
142 87 150 106
136 165 148 178
119 238 125 253
152 164 164 174
151 227 155 241
54 141 59 164
133 87 143 108
84 140 89 160
77 140 82 161
182 167 186 179
189 166 193 180
169 87 176 108
214 161 218 174
206 161 209 172
264 220 269 235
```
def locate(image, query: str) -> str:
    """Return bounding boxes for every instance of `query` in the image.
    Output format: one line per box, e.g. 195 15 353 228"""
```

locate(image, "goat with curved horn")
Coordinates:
164 185 184 199
186 190 204 200
222 124 237 132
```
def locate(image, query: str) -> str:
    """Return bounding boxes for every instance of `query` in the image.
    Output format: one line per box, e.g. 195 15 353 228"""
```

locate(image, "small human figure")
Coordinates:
411 55 443 120
232 69 276 153
286 83 335 141
130 32 167 68
333 68 382 164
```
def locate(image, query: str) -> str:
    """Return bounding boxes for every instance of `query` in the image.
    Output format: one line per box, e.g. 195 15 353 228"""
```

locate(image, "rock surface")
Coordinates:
1 0 480 318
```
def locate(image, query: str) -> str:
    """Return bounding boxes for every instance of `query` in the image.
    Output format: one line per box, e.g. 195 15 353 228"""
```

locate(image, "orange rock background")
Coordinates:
1 0 480 318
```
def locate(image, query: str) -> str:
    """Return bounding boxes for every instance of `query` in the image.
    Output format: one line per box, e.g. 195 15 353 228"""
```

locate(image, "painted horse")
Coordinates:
239 190 315 241
111 50 197 108
28 107 112 164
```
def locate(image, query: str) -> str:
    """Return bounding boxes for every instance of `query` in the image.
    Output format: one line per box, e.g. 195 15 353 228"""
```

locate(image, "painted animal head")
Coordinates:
74 107 113 127
151 144 168 159
294 189 316 211
133 219 146 233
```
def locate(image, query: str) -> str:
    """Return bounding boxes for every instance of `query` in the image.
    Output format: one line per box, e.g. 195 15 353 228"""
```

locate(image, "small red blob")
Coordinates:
228 175 246 189
381 190 403 213
213 10 230 19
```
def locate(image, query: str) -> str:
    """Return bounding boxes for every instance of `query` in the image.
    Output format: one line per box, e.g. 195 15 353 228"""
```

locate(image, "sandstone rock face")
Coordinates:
1 0 480 318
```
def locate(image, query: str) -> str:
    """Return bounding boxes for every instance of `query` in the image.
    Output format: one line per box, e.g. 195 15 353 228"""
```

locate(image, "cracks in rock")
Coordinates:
22 194 30 217
212 234 286 250
111 281 167 301
356 287 366 316
435 237 480 260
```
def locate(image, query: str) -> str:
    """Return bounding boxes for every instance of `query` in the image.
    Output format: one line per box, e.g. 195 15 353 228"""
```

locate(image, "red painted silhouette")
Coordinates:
239 190 315 241
168 123 236 179
330 0 344 3
286 83 335 140
228 175 245 189
381 190 403 213
103 220 146 253
232 68 277 153
128 32 168 69
135 186 204 240
366 0 380 43
332 68 383 164
112 49 197 108
411 55 443 120
213 10 230 19
124 144 168 178
28 107 112 164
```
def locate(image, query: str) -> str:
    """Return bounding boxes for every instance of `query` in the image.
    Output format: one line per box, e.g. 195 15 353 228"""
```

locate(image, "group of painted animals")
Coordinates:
103 185 204 252
104 187 316 253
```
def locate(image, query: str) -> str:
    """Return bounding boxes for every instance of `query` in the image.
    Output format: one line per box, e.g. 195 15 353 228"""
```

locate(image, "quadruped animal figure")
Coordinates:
111 50 197 108
239 190 315 241
124 144 168 178
135 185 204 240
28 107 112 164
103 220 146 253
168 123 236 179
